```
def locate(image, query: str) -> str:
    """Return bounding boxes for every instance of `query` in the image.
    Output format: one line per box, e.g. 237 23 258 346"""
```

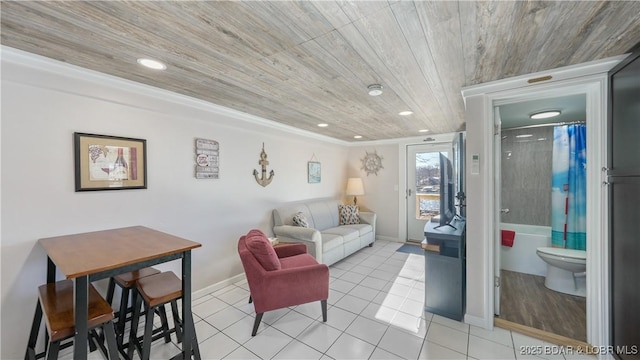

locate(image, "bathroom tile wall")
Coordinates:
500 127 553 226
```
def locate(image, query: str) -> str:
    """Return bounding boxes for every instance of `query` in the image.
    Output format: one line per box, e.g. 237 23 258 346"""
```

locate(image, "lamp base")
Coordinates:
353 196 358 205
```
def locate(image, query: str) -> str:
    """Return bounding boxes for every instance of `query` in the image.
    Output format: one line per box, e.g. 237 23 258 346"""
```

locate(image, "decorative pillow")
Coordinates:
292 212 309 228
339 204 360 225
244 229 281 271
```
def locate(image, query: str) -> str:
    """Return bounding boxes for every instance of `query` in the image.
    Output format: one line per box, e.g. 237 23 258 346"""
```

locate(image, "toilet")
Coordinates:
536 247 586 297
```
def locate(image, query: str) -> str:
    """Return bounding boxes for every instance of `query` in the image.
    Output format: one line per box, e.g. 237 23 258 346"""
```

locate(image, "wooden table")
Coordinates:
39 226 202 360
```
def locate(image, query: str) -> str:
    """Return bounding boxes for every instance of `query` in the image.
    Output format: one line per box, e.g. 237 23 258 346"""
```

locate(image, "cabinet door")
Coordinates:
608 48 640 360
610 178 640 359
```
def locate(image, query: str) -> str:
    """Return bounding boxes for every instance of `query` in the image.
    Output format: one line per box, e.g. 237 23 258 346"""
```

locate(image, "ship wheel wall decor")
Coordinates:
361 150 384 176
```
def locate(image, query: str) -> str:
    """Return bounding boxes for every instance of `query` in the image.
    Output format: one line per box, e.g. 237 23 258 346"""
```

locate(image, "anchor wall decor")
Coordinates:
253 143 274 187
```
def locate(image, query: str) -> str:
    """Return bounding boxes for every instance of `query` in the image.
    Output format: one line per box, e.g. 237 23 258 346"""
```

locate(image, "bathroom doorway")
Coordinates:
494 94 587 342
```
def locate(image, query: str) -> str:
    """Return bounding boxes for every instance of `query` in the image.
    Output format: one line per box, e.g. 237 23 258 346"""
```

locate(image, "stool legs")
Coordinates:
24 300 43 360
170 300 183 344
128 296 199 360
25 300 119 360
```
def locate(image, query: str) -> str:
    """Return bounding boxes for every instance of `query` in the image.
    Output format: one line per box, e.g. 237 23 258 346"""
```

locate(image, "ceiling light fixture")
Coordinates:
399 111 413 116
419 129 429 133
530 110 561 119
137 58 166 70
317 123 328 127
354 135 363 139
367 84 383 96
516 134 533 138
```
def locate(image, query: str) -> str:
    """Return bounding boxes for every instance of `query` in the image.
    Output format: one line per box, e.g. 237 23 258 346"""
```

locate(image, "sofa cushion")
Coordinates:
340 224 373 237
307 201 340 230
245 229 281 271
273 205 315 228
339 205 360 225
321 233 344 252
292 212 309 227
322 226 359 243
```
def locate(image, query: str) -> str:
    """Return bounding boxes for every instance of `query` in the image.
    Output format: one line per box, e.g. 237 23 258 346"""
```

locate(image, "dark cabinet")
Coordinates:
422 218 466 321
608 48 640 360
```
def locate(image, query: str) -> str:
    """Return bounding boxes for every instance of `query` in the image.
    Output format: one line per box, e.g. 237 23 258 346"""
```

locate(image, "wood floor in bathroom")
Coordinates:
499 270 587 342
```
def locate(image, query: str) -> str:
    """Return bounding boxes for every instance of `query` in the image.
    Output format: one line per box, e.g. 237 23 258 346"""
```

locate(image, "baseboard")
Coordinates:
464 313 490 329
193 273 246 300
494 318 592 350
376 235 403 242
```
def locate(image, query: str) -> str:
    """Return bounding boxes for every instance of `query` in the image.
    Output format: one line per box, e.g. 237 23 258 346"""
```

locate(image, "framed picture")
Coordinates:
308 161 321 183
74 132 147 191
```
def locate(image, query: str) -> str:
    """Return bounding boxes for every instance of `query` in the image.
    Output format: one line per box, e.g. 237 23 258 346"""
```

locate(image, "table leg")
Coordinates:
46 257 56 283
74 276 89 360
182 251 193 359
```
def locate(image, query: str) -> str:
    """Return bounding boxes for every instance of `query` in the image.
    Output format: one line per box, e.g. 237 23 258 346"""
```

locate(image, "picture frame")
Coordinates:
308 161 321 183
74 132 147 191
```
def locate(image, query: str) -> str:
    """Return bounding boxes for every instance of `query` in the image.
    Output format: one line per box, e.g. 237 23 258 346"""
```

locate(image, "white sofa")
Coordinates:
273 199 376 265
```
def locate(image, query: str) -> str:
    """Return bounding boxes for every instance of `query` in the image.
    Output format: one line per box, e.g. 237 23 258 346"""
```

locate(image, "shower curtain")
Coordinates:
551 124 587 250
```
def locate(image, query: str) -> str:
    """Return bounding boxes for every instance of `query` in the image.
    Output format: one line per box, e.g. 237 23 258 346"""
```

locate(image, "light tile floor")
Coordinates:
59 240 596 360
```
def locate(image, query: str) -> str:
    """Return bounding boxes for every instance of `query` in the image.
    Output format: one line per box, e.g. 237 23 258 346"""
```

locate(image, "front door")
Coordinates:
406 144 450 242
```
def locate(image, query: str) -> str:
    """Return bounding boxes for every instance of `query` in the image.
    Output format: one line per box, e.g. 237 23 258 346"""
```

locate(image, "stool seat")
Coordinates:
128 271 200 360
26 280 119 360
39 280 114 343
136 272 182 307
113 267 161 288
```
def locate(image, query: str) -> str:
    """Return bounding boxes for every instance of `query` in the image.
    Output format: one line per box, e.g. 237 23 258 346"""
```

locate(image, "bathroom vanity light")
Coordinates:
530 110 561 119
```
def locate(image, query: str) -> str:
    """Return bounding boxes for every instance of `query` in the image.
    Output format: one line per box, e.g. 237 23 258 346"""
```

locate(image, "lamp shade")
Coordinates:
345 178 365 196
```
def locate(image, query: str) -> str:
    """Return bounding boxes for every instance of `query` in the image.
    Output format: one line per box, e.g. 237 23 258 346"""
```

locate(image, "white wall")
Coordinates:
346 144 400 240
0 49 349 359
460 93 491 326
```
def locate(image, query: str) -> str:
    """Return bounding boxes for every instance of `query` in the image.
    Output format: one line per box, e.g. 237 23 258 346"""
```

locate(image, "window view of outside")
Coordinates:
415 151 443 220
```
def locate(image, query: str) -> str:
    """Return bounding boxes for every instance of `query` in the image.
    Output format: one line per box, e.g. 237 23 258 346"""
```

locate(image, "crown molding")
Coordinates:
1 46 350 146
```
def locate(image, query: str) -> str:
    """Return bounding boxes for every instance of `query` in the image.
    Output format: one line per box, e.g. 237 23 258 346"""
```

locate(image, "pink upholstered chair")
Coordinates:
238 229 329 336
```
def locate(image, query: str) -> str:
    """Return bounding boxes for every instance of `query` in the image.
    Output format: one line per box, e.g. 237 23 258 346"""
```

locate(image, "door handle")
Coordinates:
407 189 412 197
501 208 510 214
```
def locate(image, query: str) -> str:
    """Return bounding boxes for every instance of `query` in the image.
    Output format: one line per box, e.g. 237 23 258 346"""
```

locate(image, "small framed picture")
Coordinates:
74 132 147 191
308 161 321 183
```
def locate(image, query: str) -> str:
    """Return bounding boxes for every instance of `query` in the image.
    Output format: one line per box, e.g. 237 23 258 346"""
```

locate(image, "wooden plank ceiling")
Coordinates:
2 1 639 142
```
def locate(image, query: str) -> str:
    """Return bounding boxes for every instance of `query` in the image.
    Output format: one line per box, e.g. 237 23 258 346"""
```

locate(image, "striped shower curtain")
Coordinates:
551 124 587 250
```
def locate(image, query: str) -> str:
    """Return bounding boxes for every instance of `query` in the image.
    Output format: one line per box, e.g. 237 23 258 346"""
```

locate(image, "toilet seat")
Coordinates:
536 247 586 260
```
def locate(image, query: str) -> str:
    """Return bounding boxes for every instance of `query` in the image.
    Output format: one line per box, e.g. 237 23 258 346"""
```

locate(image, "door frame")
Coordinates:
406 143 452 242
462 54 626 349
397 134 458 242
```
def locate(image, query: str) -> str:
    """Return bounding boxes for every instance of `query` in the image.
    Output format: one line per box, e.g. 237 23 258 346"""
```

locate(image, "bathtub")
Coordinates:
500 223 550 276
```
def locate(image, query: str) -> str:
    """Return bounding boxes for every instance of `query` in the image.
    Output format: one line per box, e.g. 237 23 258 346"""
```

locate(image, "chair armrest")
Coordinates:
359 211 376 242
358 211 376 225
273 225 320 242
274 243 307 258
265 264 329 295
273 225 323 262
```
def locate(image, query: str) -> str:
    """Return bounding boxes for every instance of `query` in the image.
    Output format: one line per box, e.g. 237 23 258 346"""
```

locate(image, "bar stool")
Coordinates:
24 280 119 360
127 271 200 360
105 267 160 349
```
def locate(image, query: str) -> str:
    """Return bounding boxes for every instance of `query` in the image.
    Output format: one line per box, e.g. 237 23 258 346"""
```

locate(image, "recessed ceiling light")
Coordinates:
317 123 328 127
419 129 429 133
354 135 363 139
530 110 561 119
367 84 383 96
137 58 166 70
399 111 413 116
516 134 533 138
